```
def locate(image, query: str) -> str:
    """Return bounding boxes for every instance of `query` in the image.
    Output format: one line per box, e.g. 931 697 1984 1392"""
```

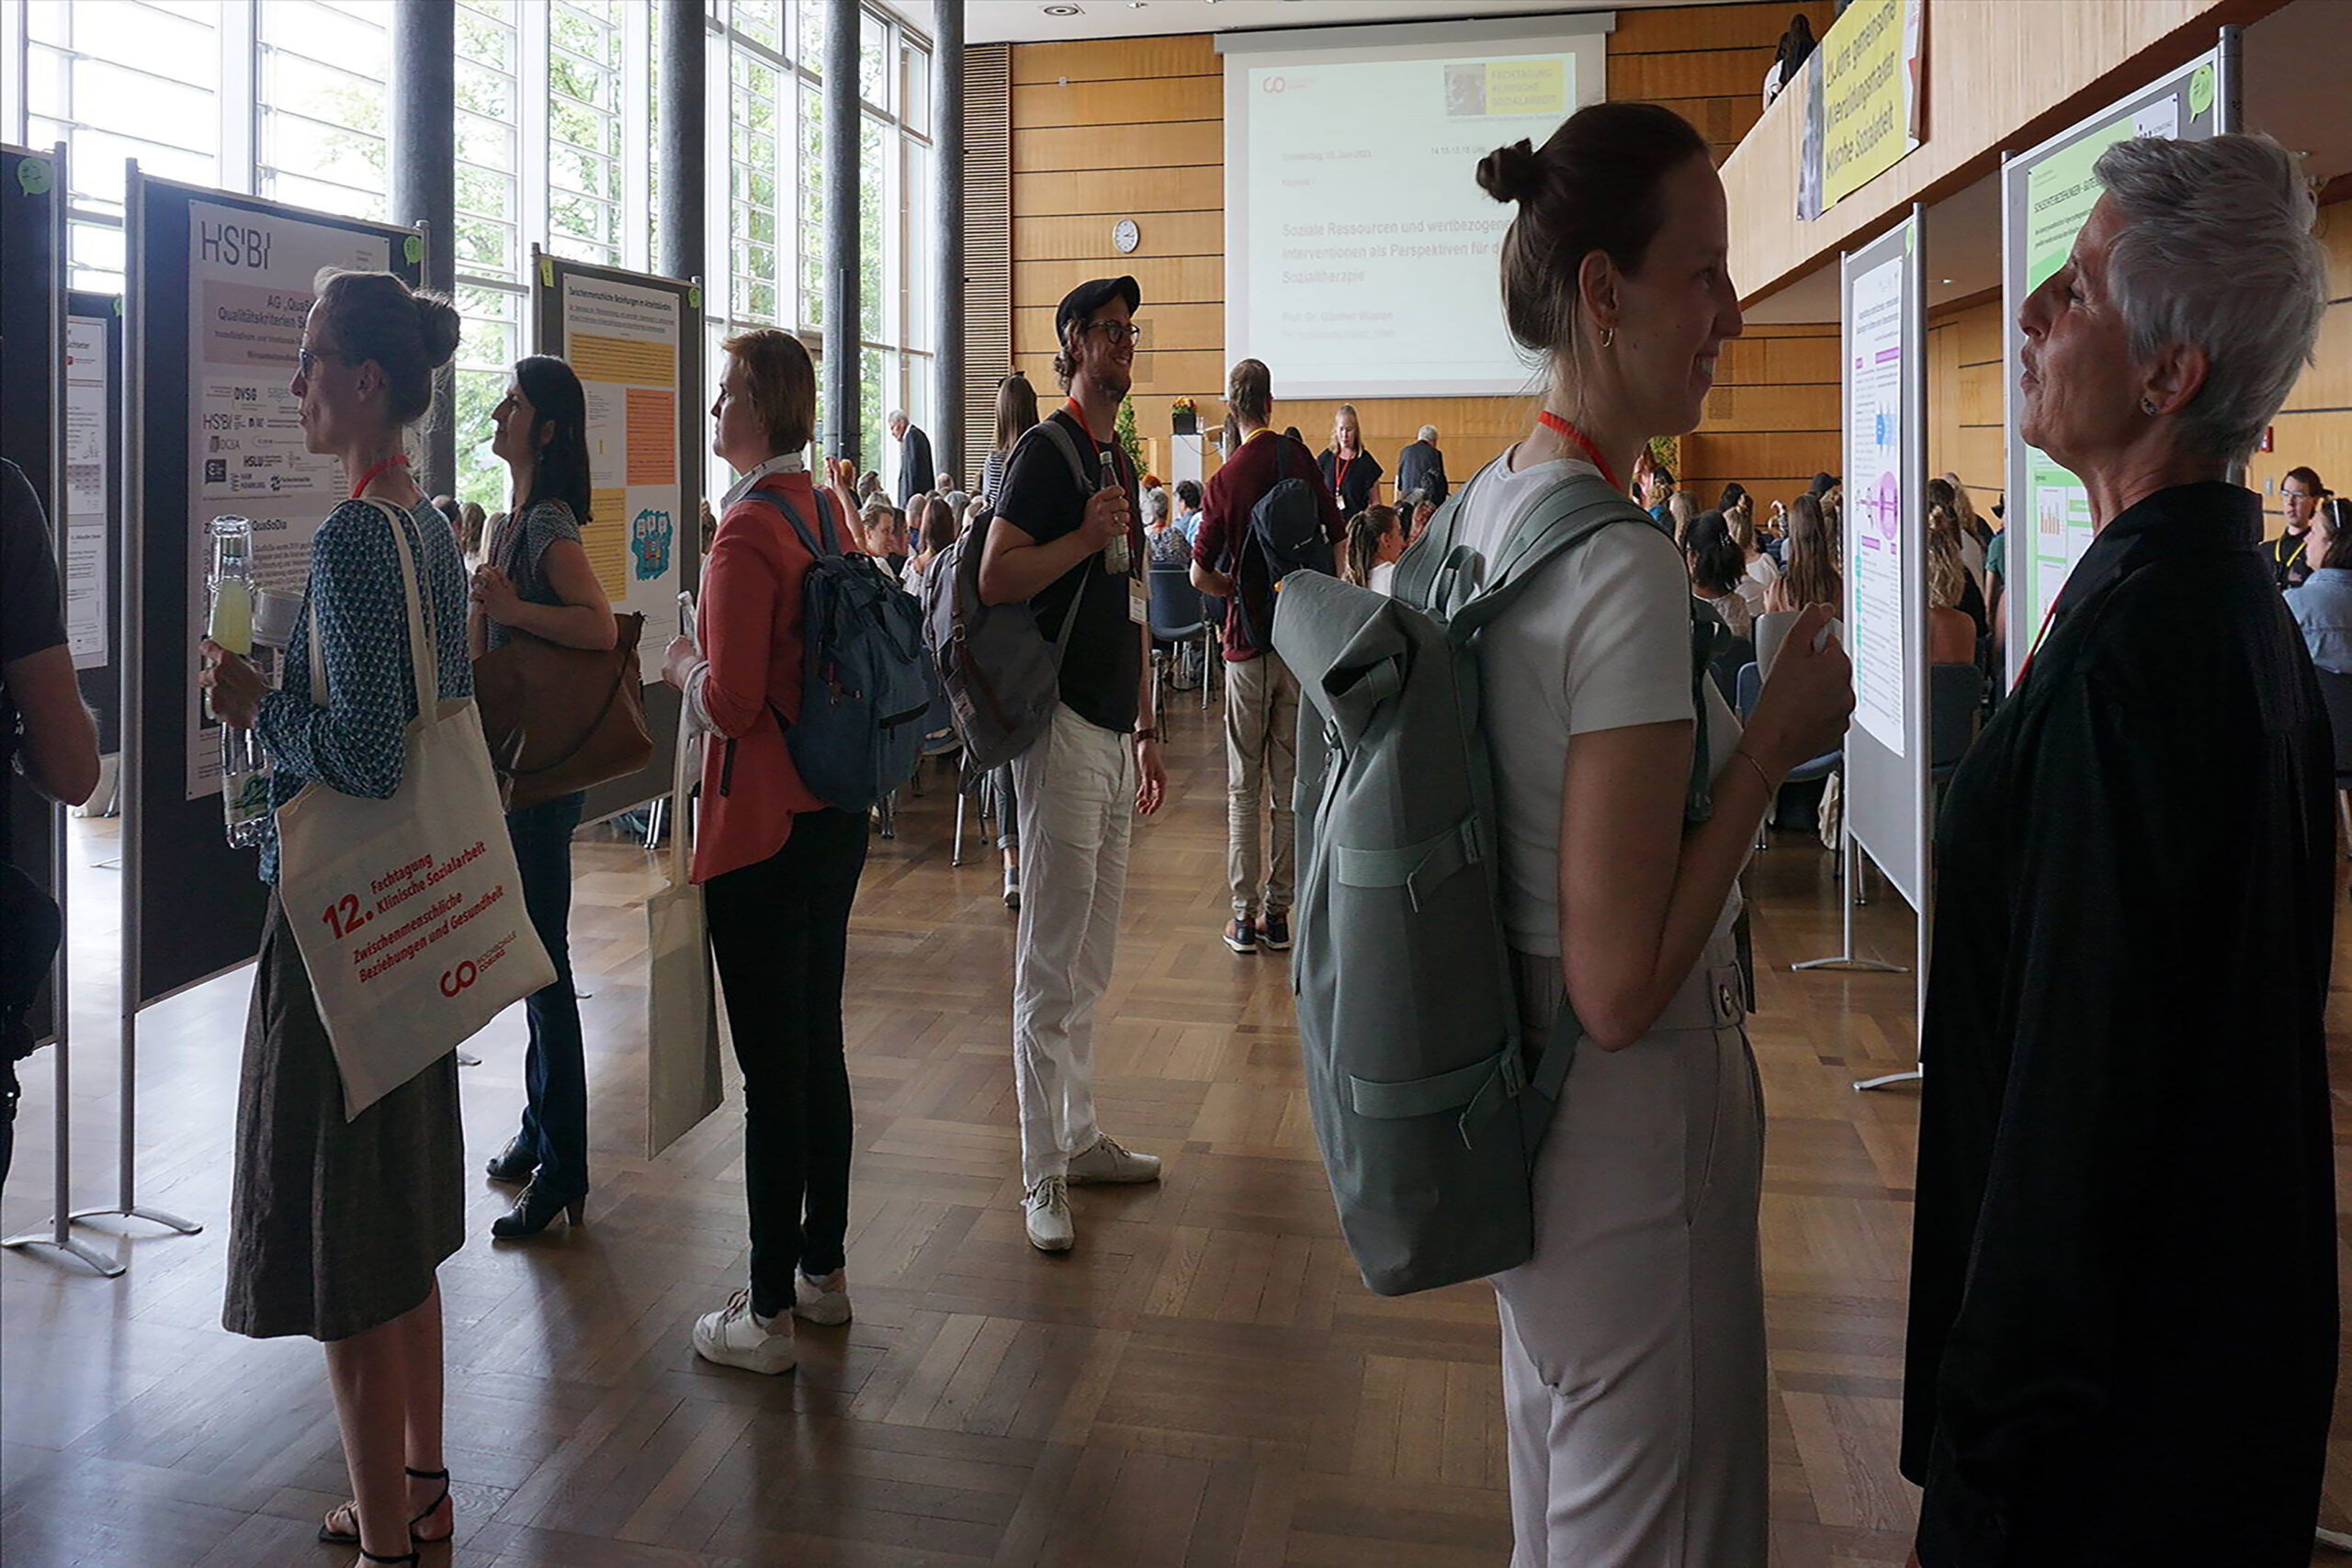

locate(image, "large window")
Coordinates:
3 1 932 495
709 0 933 483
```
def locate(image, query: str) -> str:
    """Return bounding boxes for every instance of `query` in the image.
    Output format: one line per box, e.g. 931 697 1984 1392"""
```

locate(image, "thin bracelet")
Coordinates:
1730 749 1776 796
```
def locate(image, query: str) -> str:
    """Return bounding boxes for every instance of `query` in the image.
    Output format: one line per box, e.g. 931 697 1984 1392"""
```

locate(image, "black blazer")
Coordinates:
1395 439 1448 507
896 424 935 508
1902 482 2335 1566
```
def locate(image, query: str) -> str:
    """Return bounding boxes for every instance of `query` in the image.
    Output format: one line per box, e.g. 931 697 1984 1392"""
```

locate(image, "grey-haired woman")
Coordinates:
1902 134 2335 1568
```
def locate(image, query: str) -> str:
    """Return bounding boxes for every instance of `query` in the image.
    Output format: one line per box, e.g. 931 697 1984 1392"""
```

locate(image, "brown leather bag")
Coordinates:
472 612 654 811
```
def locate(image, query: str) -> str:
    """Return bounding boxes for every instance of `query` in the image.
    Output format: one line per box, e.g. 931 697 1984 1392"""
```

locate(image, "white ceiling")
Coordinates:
964 0 1693 48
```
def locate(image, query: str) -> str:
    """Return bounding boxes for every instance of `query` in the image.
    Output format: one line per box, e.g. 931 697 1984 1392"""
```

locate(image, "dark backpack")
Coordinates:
918 421 1094 771
741 490 932 812
1231 436 1334 652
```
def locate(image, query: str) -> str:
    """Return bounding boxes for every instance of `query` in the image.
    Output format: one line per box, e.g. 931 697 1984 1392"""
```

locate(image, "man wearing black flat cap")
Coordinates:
978 275 1166 1254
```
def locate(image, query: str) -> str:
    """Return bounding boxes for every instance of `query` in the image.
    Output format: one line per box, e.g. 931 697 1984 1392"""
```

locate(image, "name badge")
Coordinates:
1129 581 1149 626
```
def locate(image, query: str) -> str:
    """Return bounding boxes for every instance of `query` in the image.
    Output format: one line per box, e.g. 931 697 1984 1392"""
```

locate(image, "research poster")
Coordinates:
1845 247 1907 753
2005 48 2223 685
183 200 391 797
560 271 684 660
63 312 109 669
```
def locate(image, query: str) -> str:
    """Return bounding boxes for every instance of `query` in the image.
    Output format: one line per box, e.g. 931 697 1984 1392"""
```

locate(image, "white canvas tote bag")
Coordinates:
277 499 555 1119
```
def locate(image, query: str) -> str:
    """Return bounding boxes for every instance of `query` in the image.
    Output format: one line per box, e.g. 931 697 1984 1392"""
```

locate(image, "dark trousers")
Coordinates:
702 807 868 1319
506 792 588 1200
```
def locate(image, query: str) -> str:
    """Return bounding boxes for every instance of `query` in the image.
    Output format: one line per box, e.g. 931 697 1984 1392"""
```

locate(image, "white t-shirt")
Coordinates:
1453 450 1745 959
1368 559 1396 597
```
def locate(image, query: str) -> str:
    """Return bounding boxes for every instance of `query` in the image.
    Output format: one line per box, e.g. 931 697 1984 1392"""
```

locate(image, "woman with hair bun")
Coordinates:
198 268 472 1568
1460 105 1852 1563
473 354 616 1241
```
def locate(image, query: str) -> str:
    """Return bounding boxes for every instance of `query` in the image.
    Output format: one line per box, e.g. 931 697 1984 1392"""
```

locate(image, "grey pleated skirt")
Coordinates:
222 893 465 1342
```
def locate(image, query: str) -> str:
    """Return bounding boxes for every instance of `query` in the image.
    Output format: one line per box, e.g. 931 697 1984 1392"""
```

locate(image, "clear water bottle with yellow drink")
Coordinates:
209 515 275 846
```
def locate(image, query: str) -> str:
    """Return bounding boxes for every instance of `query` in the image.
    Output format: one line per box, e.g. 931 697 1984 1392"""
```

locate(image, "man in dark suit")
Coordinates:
890 410 934 509
1395 424 1448 509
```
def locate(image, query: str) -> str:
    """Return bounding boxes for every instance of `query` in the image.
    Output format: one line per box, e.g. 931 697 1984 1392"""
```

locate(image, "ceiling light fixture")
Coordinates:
1042 3 1081 14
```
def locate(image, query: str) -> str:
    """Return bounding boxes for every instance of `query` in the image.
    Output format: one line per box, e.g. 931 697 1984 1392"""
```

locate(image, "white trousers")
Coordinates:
1489 937 1769 1568
1009 704 1135 1189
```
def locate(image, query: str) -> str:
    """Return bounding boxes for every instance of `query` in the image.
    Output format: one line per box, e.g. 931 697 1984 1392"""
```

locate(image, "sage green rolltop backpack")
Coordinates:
1270 465 1717 1296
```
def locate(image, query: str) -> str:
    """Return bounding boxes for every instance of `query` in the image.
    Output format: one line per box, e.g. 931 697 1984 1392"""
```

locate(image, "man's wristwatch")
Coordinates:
1133 727 1159 744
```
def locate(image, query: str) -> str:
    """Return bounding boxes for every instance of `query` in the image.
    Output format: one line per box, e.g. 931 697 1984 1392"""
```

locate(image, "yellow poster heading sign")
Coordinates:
1817 0 1923 211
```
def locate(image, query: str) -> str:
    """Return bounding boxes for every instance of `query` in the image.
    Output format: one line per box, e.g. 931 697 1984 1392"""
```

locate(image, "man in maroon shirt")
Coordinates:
1189 359 1344 955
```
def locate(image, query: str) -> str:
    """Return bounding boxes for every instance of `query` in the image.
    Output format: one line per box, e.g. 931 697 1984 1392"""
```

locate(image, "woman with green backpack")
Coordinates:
1463 104 1851 1563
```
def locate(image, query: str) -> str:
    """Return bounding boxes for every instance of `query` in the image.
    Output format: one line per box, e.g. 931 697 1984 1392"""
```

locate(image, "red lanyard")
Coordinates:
1334 450 1355 497
349 451 408 500
1534 411 1621 492
2015 594 2063 686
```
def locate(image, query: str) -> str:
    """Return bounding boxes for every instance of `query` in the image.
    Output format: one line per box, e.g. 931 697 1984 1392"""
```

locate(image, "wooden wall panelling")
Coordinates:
1012 165 1225 218
1011 76 1220 129
1011 210 1223 264
2244 203 2352 536
1012 120 1223 174
1008 33 1219 85
962 44 1015 486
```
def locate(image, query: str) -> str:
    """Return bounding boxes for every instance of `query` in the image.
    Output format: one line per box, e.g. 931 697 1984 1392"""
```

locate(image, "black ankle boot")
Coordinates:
491 1180 584 1239
484 1136 537 1184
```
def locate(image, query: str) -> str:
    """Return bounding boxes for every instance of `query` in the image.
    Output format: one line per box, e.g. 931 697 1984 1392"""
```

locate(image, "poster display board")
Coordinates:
126 170 422 1007
66 293 125 751
64 309 110 670
1838 211 1928 915
2003 39 2233 687
530 251 701 822
2 142 65 1055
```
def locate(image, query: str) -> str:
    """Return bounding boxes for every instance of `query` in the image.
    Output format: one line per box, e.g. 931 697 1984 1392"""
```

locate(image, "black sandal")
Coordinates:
358 1551 419 1566
318 1468 452 1547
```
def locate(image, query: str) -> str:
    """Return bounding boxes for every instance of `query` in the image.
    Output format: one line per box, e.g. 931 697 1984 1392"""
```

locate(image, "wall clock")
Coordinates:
1113 219 1140 254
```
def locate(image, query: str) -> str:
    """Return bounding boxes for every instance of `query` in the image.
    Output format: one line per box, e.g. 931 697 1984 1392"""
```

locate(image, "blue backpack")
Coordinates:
746 490 932 811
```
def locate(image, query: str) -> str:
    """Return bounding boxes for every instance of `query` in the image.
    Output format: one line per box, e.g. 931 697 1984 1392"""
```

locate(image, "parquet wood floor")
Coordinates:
5 698 2347 1567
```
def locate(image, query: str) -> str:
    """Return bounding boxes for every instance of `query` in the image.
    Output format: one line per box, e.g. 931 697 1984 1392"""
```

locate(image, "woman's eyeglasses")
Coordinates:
295 344 345 379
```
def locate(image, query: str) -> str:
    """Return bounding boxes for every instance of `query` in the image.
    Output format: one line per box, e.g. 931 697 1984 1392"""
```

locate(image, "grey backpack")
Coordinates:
1271 465 1720 1296
921 419 1094 772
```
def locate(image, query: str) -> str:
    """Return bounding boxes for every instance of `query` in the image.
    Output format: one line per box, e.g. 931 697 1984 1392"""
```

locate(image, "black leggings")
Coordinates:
701 808 869 1318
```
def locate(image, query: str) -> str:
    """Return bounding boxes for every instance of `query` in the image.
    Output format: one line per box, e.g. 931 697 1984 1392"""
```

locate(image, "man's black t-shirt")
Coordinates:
994 410 1143 735
2 459 69 866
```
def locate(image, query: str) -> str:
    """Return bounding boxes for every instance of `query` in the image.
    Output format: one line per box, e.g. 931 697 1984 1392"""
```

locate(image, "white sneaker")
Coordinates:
1024 1176 1075 1252
1066 1133 1161 1186
692 1288 797 1374
1003 863 1021 910
793 1269 853 1326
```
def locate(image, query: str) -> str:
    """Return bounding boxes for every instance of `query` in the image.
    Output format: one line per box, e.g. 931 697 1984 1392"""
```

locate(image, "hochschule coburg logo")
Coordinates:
439 961 480 997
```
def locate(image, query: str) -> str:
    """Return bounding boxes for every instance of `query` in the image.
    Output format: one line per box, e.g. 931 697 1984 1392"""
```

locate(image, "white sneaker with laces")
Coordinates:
692 1288 797 1374
1066 1133 1161 1186
794 1269 853 1325
1024 1175 1075 1252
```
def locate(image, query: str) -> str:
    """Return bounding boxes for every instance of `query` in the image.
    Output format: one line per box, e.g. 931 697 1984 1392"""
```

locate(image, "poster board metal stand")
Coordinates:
1785 206 1930 1091
0 142 125 1278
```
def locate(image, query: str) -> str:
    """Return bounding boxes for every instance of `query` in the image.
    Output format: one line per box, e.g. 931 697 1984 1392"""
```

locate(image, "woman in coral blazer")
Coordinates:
662 328 865 1378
